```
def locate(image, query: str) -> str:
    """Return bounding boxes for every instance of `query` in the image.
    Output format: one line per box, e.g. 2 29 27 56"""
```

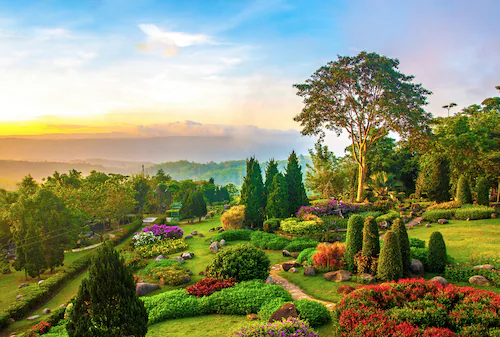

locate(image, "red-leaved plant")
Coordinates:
312 242 345 271
186 278 236 297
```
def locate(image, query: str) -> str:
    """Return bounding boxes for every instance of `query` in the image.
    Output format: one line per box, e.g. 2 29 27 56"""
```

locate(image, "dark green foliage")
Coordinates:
180 190 195 220
416 154 451 202
409 238 425 248
362 216 379 258
250 231 289 250
392 218 410 276
192 191 207 220
67 242 148 337
410 247 428 267
131 174 150 214
23 223 46 279
263 218 281 233
427 232 447 273
240 157 266 228
211 229 252 242
456 175 472 205
377 231 403 281
266 173 289 219
476 177 490 206
257 298 287 321
205 243 270 282
0 312 9 330
345 214 364 272
264 159 279 198
285 151 309 215
295 300 331 327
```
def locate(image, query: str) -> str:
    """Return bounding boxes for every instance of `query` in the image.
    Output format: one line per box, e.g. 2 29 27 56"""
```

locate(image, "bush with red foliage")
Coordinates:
186 278 236 297
335 278 500 336
27 321 51 337
312 242 345 272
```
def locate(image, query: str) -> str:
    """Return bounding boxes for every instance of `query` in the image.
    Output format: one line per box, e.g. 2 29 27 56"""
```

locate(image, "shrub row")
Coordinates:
421 209 455 221
212 229 253 242
422 205 495 221
426 201 461 210
280 218 322 235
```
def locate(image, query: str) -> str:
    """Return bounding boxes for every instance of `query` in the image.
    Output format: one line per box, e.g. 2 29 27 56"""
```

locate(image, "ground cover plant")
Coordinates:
445 255 500 287
233 317 320 337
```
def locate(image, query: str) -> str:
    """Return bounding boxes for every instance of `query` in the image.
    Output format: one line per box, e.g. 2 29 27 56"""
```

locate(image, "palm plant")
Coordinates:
364 171 403 200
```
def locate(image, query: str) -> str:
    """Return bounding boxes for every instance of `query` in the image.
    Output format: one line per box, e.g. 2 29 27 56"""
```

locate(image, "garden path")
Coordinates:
268 264 336 310
406 216 424 229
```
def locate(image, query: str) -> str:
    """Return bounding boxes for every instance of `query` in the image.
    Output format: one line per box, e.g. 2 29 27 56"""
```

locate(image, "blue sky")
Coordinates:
0 0 499 153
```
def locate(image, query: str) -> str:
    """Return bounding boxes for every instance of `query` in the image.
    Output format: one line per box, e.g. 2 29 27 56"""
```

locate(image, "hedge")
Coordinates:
421 209 455 221
454 205 495 220
211 229 252 242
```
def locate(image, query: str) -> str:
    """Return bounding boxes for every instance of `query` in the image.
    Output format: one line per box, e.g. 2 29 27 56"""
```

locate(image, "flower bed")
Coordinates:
445 256 500 288
335 279 500 336
143 224 184 239
233 317 320 337
135 239 188 258
186 278 236 297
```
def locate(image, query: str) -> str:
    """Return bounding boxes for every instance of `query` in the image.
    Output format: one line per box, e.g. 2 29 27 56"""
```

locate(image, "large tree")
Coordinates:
240 157 265 228
285 151 309 215
264 159 279 199
266 173 289 219
294 51 432 201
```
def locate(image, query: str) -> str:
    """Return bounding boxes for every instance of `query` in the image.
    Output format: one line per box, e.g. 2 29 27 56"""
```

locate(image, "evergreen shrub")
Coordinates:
362 216 380 258
454 205 495 220
294 300 331 327
456 176 472 205
427 232 447 273
345 214 364 272
476 177 490 206
392 218 410 276
377 231 403 281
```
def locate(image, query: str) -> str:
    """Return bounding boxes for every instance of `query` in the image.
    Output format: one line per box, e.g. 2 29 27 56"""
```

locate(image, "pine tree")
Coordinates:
180 191 195 221
285 151 309 216
476 177 490 206
362 216 379 258
193 191 207 222
67 242 148 337
266 173 289 219
456 175 472 205
377 231 403 281
345 214 364 272
240 157 265 228
392 218 410 276
264 159 279 198
427 232 447 273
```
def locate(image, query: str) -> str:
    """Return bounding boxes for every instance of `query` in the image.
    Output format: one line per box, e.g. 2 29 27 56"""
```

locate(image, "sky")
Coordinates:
0 0 499 155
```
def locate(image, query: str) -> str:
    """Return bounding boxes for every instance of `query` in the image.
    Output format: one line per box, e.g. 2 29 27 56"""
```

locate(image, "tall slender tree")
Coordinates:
264 159 279 198
266 173 289 219
240 157 265 227
285 151 309 216
193 191 207 222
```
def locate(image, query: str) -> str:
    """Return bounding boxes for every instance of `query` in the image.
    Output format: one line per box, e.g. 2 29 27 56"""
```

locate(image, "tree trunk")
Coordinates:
356 158 367 202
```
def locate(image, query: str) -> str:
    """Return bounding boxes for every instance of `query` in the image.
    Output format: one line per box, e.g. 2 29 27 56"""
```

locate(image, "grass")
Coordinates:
407 218 500 263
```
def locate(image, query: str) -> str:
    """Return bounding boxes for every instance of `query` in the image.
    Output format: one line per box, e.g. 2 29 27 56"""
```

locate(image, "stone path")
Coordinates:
268 264 336 310
406 216 424 230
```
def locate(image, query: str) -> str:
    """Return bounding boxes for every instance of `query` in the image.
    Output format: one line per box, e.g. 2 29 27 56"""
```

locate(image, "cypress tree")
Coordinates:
377 231 403 281
427 231 447 273
193 191 207 222
264 159 279 198
240 157 265 228
180 191 195 221
345 214 364 272
67 242 148 337
266 173 289 219
476 177 490 206
392 218 410 276
456 175 472 205
362 216 380 258
285 151 309 216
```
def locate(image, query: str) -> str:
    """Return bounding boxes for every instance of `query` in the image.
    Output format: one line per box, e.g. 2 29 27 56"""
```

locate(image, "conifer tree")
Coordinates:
392 218 410 276
193 191 207 222
377 231 403 281
240 157 265 227
266 173 289 219
285 151 309 216
362 216 380 258
345 214 364 272
264 159 279 198
476 177 490 206
456 175 472 205
67 242 148 337
180 191 195 221
427 232 447 273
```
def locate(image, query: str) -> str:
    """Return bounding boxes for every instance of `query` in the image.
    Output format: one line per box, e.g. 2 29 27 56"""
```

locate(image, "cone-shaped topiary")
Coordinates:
476 177 490 206
392 218 410 276
376 231 403 281
345 214 364 272
67 241 148 337
427 231 447 273
456 175 472 205
362 216 379 258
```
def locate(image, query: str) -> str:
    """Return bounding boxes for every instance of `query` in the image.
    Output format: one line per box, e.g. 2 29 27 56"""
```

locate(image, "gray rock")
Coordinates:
173 256 185 264
155 255 166 262
220 239 226 247
181 275 191 284
181 252 193 260
430 276 448 286
38 280 44 285
27 315 40 321
425 224 431 228
218 228 224 233
198 271 205 276
438 219 449 224
409 259 425 277
136 283 160 297
324 270 352 282
282 250 292 257
42 308 51 315
289 267 297 273
186 269 193 275
357 273 375 284
473 264 495 271
198 233 204 237
303 266 316 276
191 231 198 236
281 261 299 272
185 235 193 240
469 275 491 286
266 276 275 284
210 241 219 253
16 295 22 300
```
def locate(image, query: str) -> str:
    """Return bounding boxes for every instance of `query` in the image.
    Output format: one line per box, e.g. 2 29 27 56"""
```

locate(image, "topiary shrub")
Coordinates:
312 242 345 272
284 237 319 252
377 231 403 281
294 300 331 327
221 205 246 230
427 232 447 273
205 243 270 282
362 216 379 258
392 218 410 276
345 214 364 272
476 177 490 206
456 175 472 205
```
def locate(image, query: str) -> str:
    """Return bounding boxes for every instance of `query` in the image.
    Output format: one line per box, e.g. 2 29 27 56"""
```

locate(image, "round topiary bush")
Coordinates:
345 214 364 272
392 218 410 276
295 300 331 327
335 279 500 336
456 175 472 205
362 216 379 258
427 231 447 273
376 231 403 281
476 177 490 206
205 243 270 282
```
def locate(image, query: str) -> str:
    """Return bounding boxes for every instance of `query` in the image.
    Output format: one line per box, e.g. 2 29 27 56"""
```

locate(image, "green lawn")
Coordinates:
407 218 500 262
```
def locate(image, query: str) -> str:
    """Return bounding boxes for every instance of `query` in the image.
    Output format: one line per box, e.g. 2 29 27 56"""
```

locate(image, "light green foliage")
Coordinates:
362 216 379 258
392 218 411 276
427 231 447 273
426 201 461 210
257 298 287 321
296 247 317 266
134 239 188 258
375 211 400 225
454 205 495 220
295 300 331 327
456 176 473 205
476 177 490 206
345 214 364 272
280 218 322 235
377 231 403 281
211 229 252 242
250 231 289 250
422 209 455 221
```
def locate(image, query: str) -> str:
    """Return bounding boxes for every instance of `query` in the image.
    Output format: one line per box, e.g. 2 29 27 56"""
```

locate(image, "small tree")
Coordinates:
392 218 410 276
377 231 403 281
23 223 46 280
416 154 451 202
220 205 246 230
264 159 279 199
240 157 266 228
362 216 380 258
345 214 364 272
193 191 207 222
180 191 195 221
476 177 490 206
427 232 447 273
456 176 472 205
266 173 289 219
285 151 309 216
67 242 148 337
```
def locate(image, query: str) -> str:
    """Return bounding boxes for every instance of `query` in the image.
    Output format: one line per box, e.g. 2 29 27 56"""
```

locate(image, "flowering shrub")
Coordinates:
312 242 345 271
143 224 184 239
121 251 147 271
27 321 51 337
133 231 160 248
296 199 359 219
135 239 188 258
280 218 322 235
232 317 320 337
186 278 236 297
335 279 500 336
445 255 500 287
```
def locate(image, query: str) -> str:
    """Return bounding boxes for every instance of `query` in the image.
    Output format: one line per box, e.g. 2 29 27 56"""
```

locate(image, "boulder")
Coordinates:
38 280 44 285
269 303 298 323
409 259 425 277
185 235 193 240
218 228 224 233
425 224 432 228
247 313 259 320
42 308 51 315
181 275 191 284
220 239 226 247
16 295 22 300
469 275 491 286
430 276 448 286
198 271 205 276
181 252 193 260
303 266 316 276
282 250 292 257
291 252 299 259
173 256 185 264
357 273 375 284
266 276 275 284
209 241 219 253
136 283 160 297
198 233 204 237
155 255 166 262
337 285 356 295
324 270 352 282
289 267 297 273
437 219 449 224
191 231 198 236
281 261 298 272
473 264 495 271
209 228 215 232
27 315 40 321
